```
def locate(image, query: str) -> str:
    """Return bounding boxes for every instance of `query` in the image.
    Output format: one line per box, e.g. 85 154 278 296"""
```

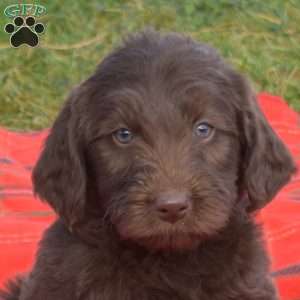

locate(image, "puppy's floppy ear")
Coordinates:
236 76 296 212
32 88 87 227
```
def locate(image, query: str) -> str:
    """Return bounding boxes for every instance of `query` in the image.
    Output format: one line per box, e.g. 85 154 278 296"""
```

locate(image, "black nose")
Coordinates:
155 192 191 223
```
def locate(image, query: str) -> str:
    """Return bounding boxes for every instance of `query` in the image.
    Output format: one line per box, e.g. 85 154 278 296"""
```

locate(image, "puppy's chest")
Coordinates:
85 274 202 300
81 259 233 300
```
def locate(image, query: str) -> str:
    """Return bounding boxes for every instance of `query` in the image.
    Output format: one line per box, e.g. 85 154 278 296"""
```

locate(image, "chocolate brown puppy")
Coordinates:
1 29 296 300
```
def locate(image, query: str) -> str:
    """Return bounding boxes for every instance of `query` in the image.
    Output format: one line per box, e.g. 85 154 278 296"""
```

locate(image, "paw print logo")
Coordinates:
4 16 45 48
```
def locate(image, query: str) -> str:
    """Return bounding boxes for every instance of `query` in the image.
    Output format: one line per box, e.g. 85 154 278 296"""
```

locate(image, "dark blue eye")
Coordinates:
113 128 133 144
195 122 213 138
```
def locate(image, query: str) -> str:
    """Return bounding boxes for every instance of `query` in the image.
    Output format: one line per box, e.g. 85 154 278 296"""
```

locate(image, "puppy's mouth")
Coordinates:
116 223 203 252
133 233 202 252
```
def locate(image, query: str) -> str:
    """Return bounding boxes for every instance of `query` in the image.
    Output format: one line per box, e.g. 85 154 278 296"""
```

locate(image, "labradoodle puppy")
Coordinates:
0 30 296 300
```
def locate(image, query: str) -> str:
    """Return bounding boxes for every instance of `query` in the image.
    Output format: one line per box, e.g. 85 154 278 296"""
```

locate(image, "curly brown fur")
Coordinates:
1 29 296 300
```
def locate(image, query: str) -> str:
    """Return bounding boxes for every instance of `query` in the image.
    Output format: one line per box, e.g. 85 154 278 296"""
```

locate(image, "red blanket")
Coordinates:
0 93 299 299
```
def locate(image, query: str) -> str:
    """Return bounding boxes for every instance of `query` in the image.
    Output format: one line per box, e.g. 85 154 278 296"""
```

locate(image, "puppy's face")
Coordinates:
86 82 240 251
33 31 296 252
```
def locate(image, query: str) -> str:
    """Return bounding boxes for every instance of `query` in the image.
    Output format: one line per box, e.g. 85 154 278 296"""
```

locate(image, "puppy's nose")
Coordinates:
155 192 191 223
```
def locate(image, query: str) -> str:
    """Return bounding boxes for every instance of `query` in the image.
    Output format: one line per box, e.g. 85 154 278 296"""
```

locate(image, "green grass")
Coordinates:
0 0 299 130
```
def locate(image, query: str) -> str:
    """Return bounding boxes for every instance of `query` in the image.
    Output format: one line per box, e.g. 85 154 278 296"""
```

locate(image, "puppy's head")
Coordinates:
33 30 296 251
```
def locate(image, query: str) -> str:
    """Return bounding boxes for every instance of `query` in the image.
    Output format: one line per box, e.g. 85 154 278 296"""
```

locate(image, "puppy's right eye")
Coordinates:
113 128 133 144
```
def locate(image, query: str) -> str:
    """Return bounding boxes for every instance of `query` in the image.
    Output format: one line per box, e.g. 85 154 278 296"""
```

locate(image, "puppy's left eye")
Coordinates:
113 128 133 144
194 122 214 139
